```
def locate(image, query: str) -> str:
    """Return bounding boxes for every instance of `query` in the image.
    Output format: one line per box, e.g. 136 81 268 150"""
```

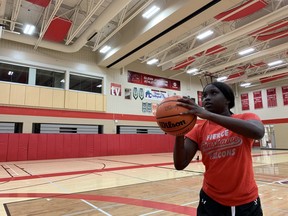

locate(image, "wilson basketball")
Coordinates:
155 95 197 136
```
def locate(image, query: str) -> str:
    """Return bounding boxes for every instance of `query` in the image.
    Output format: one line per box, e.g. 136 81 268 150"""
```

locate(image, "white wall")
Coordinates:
105 61 204 115
235 79 288 120
0 39 287 121
0 40 203 125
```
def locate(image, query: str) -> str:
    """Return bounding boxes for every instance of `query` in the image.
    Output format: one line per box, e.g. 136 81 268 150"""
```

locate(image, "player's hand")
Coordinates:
177 97 210 119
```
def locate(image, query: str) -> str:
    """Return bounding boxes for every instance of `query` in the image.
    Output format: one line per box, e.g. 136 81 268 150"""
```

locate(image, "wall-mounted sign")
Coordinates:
142 102 147 113
125 88 131 99
110 83 121 96
133 87 138 100
139 88 144 100
128 70 180 91
144 88 168 101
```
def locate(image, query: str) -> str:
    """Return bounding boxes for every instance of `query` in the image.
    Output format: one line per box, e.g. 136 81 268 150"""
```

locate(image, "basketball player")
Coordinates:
174 82 264 216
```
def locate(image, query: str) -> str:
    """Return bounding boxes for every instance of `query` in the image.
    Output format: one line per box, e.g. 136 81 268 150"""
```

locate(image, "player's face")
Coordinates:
202 84 229 114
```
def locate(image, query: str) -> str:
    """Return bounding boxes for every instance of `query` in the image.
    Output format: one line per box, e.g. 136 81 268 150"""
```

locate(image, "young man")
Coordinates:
174 82 264 216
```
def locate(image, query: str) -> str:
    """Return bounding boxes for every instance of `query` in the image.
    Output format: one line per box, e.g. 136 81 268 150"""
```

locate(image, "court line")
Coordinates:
45 177 112 216
4 165 19 176
80 199 112 216
0 172 101 192
139 200 199 216
13 164 32 176
0 161 199 182
0 152 287 183
0 193 197 216
62 209 95 216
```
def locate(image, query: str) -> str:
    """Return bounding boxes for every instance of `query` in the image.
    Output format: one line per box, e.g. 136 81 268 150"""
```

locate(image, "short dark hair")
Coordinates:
205 82 235 109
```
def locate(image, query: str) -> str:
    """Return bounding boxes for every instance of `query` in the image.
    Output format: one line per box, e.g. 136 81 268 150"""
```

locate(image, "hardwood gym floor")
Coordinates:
0 149 288 215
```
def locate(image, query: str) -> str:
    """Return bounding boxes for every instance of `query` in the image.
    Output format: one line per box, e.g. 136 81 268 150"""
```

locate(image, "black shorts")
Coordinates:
197 189 263 216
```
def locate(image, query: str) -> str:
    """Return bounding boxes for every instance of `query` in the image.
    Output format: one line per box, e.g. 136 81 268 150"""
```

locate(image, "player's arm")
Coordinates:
173 136 198 170
203 112 264 140
177 98 264 140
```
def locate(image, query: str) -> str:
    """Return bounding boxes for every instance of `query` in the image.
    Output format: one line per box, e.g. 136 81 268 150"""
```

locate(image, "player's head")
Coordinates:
202 82 235 114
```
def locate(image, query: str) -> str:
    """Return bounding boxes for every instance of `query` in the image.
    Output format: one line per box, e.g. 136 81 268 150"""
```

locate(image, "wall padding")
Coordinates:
0 134 174 162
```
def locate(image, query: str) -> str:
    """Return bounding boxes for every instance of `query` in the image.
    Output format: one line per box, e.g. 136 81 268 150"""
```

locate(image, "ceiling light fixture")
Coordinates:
99 45 111 53
216 76 227 82
238 48 255 55
142 6 160 19
196 30 214 40
60 79 65 83
96 84 102 88
187 68 199 74
147 58 158 65
23 24 35 35
8 71 14 76
267 60 283 66
240 82 251 87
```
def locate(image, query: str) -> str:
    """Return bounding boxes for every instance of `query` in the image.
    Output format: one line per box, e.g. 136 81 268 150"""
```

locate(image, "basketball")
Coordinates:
155 95 197 136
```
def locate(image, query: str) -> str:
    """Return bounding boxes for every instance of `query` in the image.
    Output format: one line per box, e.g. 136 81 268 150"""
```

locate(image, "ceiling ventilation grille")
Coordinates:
43 17 72 42
26 0 51 7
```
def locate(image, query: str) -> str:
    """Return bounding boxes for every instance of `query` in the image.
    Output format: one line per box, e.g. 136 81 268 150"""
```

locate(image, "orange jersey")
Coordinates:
186 113 261 206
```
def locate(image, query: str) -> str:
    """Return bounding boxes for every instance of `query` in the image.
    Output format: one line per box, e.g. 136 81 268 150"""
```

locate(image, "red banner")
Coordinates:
282 86 288 106
241 93 250 110
197 91 203 106
253 91 263 109
127 71 180 91
266 88 277 107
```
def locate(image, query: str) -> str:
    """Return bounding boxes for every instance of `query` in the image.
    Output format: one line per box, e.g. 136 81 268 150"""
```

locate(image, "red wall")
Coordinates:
0 134 175 162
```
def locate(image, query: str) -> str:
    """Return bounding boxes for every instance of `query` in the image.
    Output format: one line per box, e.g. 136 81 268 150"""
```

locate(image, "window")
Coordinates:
0 122 23 133
116 126 164 134
32 123 103 134
69 74 102 93
59 127 77 133
36 69 65 88
0 62 29 84
136 128 148 134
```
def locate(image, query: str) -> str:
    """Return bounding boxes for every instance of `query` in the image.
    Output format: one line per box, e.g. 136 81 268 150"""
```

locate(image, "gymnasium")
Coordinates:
0 0 287 215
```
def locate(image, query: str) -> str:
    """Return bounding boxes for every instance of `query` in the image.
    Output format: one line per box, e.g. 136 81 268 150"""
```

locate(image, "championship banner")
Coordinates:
142 102 147 113
266 88 277 108
147 103 152 113
139 88 144 100
282 86 288 106
241 93 250 110
152 103 158 116
197 91 203 106
124 88 131 99
133 87 138 100
253 91 263 109
128 70 180 91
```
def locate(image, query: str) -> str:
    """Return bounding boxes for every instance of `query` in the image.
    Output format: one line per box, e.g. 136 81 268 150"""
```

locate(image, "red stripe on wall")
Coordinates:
262 118 288 124
0 106 156 122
